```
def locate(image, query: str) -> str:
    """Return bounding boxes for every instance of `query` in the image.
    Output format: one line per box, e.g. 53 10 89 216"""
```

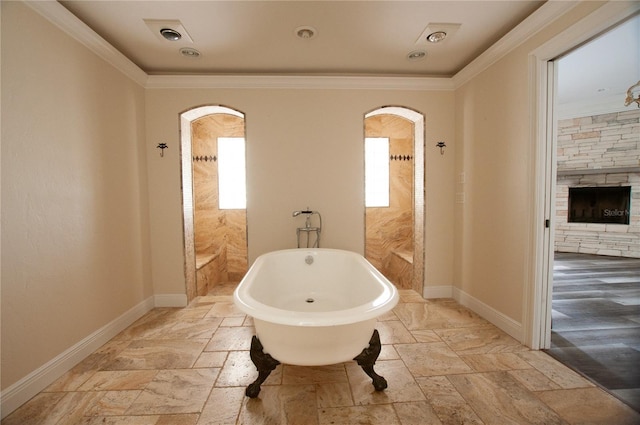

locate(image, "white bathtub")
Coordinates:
233 248 399 366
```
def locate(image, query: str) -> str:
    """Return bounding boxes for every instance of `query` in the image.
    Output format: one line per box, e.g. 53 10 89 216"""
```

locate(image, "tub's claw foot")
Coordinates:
353 329 387 391
246 336 280 398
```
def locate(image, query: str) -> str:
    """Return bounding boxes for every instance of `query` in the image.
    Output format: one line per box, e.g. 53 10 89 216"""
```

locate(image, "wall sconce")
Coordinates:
435 141 446 155
624 80 640 108
157 142 168 157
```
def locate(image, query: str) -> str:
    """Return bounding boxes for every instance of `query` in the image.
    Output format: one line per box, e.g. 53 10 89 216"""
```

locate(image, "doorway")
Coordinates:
180 105 248 303
364 106 424 295
526 2 639 352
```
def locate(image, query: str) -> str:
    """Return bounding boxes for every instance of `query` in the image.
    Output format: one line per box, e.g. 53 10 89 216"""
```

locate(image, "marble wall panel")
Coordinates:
192 114 248 290
365 115 414 288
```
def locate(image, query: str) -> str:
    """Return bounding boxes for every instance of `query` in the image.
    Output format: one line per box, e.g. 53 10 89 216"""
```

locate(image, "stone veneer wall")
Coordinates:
192 114 248 295
555 110 640 258
365 114 414 287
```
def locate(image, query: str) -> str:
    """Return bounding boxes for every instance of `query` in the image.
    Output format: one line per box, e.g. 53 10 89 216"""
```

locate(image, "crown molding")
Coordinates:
452 1 579 89
145 74 454 90
24 0 586 92
23 0 148 87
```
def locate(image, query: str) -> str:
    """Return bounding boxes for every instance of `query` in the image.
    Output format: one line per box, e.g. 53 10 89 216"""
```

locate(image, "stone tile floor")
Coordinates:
3 289 639 425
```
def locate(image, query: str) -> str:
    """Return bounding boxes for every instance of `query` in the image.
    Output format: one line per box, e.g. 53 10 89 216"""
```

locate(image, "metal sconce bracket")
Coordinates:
436 141 446 155
157 142 168 157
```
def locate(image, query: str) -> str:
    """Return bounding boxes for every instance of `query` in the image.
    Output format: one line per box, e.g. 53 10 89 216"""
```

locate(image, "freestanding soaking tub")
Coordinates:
233 248 399 397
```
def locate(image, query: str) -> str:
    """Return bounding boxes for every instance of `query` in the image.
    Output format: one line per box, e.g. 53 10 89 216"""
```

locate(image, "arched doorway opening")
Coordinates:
364 106 425 295
180 105 248 302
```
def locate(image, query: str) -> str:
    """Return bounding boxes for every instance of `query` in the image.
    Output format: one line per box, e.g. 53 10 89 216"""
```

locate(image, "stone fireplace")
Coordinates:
555 110 639 258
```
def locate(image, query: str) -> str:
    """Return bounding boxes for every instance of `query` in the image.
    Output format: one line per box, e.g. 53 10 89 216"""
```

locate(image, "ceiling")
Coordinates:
58 0 545 77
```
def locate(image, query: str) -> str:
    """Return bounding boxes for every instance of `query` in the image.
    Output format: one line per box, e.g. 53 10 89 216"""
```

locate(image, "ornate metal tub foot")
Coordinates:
246 336 280 398
353 329 387 391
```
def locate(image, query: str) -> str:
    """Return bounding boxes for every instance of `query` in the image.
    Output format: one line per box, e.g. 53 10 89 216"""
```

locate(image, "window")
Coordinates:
365 137 390 207
218 137 246 209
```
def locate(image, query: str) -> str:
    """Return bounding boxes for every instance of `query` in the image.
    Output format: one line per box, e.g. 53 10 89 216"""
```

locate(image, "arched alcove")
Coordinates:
364 106 425 295
180 105 246 302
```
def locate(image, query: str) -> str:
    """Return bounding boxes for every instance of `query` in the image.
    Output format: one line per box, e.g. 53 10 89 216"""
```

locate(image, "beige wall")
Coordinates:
145 89 456 297
453 1 607 323
1 2 151 390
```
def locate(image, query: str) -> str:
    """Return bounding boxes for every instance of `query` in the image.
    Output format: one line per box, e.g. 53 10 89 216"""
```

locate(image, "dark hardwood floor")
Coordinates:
546 252 640 412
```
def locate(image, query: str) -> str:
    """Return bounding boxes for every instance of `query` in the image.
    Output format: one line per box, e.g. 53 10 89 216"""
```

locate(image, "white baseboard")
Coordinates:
422 284 523 342
0 296 155 419
452 287 523 342
154 293 188 307
423 285 453 299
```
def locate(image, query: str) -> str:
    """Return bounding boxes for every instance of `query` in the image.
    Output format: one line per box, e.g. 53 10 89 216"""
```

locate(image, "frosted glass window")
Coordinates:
218 137 247 209
365 137 390 207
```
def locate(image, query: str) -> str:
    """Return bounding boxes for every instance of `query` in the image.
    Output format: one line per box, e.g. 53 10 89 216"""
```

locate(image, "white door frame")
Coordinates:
524 2 640 349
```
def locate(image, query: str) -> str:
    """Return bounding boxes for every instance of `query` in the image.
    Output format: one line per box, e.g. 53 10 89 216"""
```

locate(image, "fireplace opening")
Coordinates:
568 186 631 224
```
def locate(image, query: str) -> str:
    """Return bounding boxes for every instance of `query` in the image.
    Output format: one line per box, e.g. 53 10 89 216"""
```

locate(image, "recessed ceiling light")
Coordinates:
180 47 201 58
144 19 194 43
295 26 317 40
426 31 447 43
407 50 427 61
160 28 182 41
415 23 460 45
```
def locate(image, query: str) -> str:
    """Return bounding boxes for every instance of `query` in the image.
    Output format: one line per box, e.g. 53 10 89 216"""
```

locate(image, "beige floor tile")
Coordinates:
379 344 401 360
410 329 441 343
394 401 443 425
78 370 158 391
415 376 485 425
436 326 528 355
459 352 532 372
194 351 228 368
396 342 473 376
394 302 487 330
79 416 161 424
45 340 131 392
538 387 640 425
221 316 246 327
104 339 209 370
216 350 282 387
516 350 594 389
318 404 401 425
346 360 425 405
199 387 246 425
448 371 566 424
508 368 562 392
85 390 142 416
156 414 200 425
282 364 348 385
126 368 220 415
316 382 354 408
1 392 67 425
151 317 223 339
205 326 255 351
377 320 417 344
5 293 638 425
237 384 318 425
206 300 246 318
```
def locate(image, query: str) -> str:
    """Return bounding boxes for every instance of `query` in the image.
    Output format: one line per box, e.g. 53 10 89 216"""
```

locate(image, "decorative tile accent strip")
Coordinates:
390 155 413 161
193 155 217 162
